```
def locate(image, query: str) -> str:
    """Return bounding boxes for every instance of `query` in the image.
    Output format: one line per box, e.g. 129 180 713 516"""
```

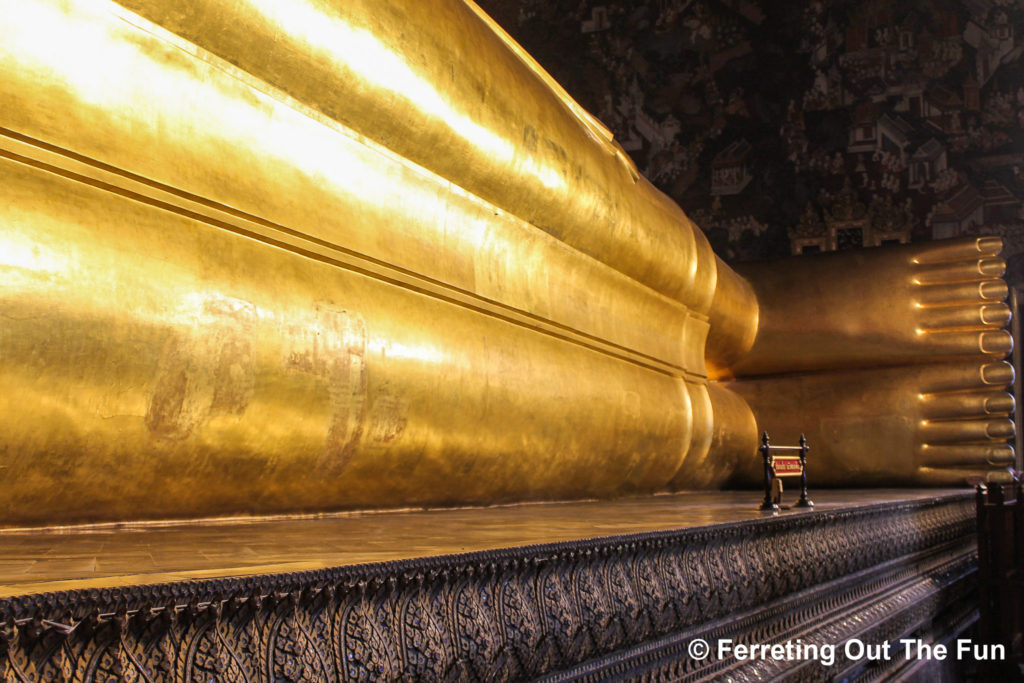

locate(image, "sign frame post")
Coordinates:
794 433 814 508
759 432 778 511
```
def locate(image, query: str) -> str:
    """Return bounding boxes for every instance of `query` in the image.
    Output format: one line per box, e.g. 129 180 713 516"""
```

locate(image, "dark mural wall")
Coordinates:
476 0 1024 286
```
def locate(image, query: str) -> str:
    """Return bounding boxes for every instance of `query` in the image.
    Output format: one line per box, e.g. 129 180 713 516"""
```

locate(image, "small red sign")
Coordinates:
771 455 803 477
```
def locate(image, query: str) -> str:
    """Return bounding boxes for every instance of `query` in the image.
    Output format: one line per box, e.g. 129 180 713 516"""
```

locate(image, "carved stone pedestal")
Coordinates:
0 492 977 681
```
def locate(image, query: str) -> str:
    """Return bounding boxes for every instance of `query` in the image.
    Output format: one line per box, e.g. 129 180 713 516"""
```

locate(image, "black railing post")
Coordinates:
976 484 993 649
794 433 813 508
759 432 778 512
1010 482 1022 667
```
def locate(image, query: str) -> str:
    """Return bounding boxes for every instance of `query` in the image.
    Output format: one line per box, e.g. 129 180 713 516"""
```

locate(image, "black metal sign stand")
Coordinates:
759 431 813 511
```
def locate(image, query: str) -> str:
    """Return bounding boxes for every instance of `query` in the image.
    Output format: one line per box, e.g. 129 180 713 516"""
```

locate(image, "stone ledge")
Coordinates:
0 492 976 681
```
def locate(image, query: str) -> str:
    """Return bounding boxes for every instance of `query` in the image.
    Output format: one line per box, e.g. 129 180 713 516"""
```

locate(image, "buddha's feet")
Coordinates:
723 237 1015 487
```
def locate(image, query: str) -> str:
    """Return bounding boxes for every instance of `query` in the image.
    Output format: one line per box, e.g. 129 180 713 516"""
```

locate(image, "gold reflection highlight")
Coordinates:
243 0 564 191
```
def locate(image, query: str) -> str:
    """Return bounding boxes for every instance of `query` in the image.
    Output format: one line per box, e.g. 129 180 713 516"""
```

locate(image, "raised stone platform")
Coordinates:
0 490 978 681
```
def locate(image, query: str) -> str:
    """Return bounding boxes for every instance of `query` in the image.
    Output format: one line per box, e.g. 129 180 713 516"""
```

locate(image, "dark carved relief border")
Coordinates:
0 495 975 681
561 540 976 682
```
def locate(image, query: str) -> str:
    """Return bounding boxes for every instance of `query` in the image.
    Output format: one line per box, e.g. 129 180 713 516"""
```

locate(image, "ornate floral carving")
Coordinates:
337 586 401 682
0 494 977 682
186 616 254 682
399 580 455 681
497 565 543 678
574 553 615 657
538 561 582 667
271 608 332 683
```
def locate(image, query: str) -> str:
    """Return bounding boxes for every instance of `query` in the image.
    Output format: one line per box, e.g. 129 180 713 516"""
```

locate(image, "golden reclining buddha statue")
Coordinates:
0 0 1015 526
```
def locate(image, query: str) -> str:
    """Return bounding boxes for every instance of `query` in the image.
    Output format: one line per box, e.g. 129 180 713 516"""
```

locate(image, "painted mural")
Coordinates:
477 0 1024 286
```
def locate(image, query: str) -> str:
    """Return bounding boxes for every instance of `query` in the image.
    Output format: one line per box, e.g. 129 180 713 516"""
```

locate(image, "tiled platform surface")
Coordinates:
0 489 962 597
0 490 978 681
